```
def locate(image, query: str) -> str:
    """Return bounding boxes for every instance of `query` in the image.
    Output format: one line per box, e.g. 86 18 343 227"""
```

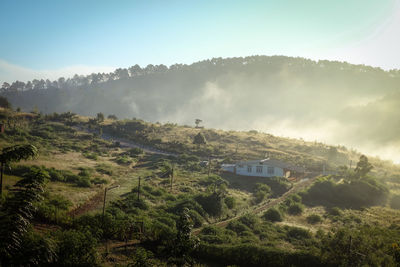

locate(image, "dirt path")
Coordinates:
68 187 105 217
73 125 177 157
193 176 318 234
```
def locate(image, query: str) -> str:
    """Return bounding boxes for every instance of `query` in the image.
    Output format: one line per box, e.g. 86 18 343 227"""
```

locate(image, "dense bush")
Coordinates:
224 196 236 209
238 213 259 229
226 220 251 234
286 227 311 240
166 197 206 217
301 177 388 208
327 207 342 216
95 163 113 176
188 209 204 228
6 164 93 187
262 208 283 222
114 155 133 165
306 214 322 224
82 152 98 160
195 193 224 217
253 183 271 204
320 225 400 266
36 194 72 223
287 203 304 215
53 229 98 266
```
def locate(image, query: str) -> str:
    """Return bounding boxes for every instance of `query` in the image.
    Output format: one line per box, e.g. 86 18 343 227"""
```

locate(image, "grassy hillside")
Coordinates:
1 109 400 266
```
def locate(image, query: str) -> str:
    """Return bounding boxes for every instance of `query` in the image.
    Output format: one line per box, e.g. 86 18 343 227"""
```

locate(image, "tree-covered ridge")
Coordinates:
2 55 400 163
2 55 399 92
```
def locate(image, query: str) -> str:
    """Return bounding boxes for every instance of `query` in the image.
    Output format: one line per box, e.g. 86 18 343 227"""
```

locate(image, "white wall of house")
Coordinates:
235 164 284 177
221 164 235 173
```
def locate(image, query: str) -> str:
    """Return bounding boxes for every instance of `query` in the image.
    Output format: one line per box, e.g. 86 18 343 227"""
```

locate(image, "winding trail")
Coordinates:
74 125 177 157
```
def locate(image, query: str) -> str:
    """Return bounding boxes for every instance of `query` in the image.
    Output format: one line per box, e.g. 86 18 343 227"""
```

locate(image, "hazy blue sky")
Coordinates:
1 0 399 81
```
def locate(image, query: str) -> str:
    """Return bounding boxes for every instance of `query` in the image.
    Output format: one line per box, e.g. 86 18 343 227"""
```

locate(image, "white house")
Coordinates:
221 158 303 178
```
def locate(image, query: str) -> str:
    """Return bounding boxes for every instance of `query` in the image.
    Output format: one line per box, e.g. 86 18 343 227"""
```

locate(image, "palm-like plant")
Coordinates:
0 169 55 265
0 144 38 196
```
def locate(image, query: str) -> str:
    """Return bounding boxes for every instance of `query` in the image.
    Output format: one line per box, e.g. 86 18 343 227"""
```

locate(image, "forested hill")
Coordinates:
2 56 400 160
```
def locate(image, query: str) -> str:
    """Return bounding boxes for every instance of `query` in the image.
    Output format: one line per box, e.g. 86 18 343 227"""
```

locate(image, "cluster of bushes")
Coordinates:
253 183 271 204
36 193 72 223
95 163 113 176
82 151 98 160
260 177 291 197
5 164 106 187
114 155 133 165
301 176 389 208
262 208 283 222
261 194 306 224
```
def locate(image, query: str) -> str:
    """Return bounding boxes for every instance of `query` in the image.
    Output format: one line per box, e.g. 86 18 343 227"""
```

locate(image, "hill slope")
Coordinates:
2 55 400 161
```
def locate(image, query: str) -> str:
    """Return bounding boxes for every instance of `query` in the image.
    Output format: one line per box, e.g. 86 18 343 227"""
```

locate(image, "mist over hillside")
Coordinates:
2 56 400 162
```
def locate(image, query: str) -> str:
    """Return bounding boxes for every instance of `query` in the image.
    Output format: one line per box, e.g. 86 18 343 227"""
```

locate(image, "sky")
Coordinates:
1 0 400 82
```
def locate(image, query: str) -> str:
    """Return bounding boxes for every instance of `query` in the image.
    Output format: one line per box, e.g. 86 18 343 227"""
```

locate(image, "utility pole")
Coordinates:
137 176 141 201
101 184 120 255
102 184 120 224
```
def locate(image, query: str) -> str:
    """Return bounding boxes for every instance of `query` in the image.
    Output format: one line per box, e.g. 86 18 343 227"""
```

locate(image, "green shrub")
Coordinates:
302 177 388 208
328 207 341 216
238 214 259 229
47 167 65 182
262 208 283 222
53 229 98 266
225 196 236 209
166 197 206 217
95 164 113 176
82 152 98 160
284 193 302 206
200 234 225 244
5 164 36 177
287 203 304 215
226 220 251 234
76 176 91 187
306 214 321 224
114 155 133 165
188 209 204 228
253 183 271 204
201 226 220 235
286 227 311 240
195 193 224 217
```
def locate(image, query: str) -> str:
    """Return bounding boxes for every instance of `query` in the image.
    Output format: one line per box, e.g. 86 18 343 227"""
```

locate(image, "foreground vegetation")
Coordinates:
1 105 400 266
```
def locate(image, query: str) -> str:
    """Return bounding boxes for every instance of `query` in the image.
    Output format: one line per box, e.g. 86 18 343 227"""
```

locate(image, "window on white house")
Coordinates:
247 165 252 173
267 166 274 174
256 166 262 173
